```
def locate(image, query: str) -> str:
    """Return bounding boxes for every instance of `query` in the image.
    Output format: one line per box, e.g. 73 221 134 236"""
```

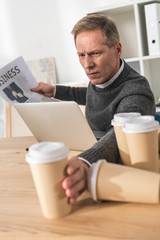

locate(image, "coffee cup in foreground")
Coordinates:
123 116 159 172
88 160 160 204
26 141 71 219
111 112 141 166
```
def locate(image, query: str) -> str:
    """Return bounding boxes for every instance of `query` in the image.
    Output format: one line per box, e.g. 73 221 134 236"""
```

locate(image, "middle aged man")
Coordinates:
31 14 155 204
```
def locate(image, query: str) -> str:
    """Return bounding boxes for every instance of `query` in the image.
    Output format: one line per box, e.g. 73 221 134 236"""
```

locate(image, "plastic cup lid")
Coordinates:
111 112 141 126
26 142 69 164
123 115 159 133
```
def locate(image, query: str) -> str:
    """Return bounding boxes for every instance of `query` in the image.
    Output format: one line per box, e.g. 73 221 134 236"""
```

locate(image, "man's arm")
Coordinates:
55 85 87 105
31 82 87 105
78 127 120 165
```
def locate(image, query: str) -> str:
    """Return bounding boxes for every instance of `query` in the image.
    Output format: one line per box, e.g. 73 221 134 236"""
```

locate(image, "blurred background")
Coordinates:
0 0 139 137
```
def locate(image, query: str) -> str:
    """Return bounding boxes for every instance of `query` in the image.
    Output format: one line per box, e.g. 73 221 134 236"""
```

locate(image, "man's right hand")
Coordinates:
30 82 56 98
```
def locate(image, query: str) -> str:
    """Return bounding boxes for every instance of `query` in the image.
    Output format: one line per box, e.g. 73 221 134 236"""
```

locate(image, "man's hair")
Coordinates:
71 14 120 48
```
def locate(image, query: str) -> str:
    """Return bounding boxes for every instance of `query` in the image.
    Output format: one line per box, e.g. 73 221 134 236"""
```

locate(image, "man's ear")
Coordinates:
115 42 122 57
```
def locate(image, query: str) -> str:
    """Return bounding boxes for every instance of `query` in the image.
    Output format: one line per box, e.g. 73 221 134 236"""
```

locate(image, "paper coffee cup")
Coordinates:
88 160 160 204
123 116 159 172
111 112 141 166
26 141 71 219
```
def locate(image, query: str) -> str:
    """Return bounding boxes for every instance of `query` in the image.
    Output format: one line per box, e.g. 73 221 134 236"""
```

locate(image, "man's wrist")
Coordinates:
78 157 91 192
53 86 56 97
78 157 91 167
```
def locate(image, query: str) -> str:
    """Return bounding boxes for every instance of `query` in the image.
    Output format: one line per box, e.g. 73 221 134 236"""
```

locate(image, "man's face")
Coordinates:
76 29 122 85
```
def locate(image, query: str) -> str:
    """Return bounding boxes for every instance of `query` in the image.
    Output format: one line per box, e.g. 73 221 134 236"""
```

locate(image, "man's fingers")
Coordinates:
69 193 79 204
65 177 86 198
30 82 42 91
63 164 86 189
65 157 84 175
62 157 89 204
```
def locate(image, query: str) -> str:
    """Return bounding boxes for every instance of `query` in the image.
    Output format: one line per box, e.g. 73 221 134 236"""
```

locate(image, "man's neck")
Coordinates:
96 59 124 89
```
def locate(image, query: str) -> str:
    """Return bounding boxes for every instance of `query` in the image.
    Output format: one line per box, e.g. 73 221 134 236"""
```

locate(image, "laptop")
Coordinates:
14 101 97 151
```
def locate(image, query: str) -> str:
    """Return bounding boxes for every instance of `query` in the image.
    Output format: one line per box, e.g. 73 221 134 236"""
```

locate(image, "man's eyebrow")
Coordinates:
77 49 103 54
90 49 103 53
77 51 83 54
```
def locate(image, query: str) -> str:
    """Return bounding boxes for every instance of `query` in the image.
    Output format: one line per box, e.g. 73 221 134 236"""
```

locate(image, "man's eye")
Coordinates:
93 52 100 55
78 54 85 58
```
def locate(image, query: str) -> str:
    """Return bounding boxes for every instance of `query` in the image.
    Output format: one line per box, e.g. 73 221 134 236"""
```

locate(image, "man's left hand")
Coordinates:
62 157 89 204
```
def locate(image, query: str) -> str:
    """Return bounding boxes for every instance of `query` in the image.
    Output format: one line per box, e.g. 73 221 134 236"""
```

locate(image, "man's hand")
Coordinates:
30 82 56 97
62 157 89 204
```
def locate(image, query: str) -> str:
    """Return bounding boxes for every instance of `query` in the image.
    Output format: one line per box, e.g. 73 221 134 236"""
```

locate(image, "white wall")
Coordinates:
0 0 132 137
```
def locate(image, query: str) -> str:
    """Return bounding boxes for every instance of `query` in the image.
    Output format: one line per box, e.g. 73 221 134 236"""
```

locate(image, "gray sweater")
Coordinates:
55 60 155 165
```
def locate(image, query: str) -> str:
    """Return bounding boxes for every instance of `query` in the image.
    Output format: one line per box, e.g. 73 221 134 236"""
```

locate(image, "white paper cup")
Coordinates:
111 112 142 127
88 160 160 204
26 142 71 219
123 116 159 172
111 112 141 166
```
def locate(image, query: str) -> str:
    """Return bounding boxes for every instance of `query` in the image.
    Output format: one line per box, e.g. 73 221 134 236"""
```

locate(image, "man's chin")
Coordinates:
89 79 102 85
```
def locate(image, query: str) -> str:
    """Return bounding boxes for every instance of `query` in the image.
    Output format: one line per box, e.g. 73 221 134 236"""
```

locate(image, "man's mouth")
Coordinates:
87 72 99 78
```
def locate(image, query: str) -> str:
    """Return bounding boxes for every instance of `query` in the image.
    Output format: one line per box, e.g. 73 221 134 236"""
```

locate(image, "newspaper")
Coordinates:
0 56 57 104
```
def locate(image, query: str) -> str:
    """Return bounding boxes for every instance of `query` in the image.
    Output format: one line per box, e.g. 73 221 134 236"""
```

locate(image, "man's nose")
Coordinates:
83 55 94 69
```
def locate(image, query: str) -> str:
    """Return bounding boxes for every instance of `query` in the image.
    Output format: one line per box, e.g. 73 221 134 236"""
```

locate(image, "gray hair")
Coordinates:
71 14 120 48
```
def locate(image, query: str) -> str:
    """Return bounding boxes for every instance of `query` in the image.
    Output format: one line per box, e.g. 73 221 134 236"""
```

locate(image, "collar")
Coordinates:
96 59 124 89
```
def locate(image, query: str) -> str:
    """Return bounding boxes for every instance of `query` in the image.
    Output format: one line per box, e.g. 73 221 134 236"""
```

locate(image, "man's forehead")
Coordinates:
76 30 107 48
76 29 105 39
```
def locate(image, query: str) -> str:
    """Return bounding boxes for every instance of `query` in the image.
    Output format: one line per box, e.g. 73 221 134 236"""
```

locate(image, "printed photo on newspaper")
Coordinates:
0 56 57 104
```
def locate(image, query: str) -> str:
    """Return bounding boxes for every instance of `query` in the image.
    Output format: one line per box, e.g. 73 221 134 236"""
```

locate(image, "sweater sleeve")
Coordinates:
78 127 121 165
116 94 155 115
55 85 87 105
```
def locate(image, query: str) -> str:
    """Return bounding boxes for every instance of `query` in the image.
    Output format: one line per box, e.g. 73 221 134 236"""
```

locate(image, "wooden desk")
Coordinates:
0 136 160 240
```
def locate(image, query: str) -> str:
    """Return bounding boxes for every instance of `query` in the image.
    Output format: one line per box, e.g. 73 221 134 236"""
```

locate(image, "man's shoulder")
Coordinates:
120 61 148 85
